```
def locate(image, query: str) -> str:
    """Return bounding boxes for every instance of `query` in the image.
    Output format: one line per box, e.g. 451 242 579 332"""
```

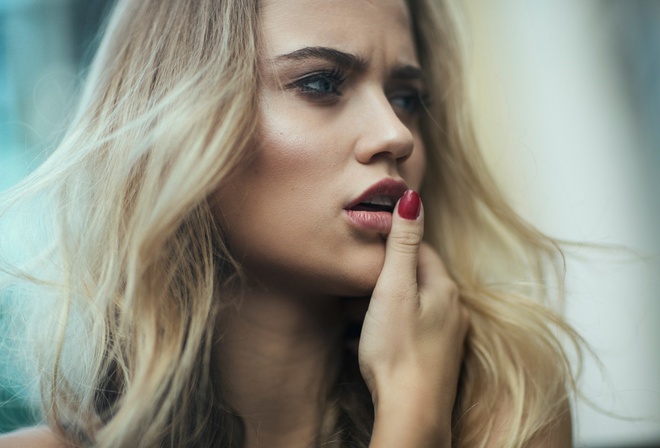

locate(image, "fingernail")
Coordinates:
398 190 421 220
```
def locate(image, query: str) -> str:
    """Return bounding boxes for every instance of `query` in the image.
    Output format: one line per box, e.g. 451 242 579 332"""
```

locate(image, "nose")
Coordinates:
353 90 415 164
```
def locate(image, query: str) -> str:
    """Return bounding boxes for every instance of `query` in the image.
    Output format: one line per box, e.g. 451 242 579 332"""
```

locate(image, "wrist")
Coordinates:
371 391 452 448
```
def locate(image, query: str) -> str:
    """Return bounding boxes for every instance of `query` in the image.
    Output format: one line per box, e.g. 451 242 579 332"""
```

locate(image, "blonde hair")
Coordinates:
411 1 582 445
0 0 582 447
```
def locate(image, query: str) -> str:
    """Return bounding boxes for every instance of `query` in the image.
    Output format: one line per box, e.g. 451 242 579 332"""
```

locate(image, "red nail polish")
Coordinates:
398 190 421 220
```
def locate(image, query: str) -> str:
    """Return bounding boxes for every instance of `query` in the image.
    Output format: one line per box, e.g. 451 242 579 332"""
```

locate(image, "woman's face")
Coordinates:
216 0 426 297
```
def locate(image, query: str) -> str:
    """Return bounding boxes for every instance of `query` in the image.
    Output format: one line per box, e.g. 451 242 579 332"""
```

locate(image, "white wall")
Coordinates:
463 1 660 445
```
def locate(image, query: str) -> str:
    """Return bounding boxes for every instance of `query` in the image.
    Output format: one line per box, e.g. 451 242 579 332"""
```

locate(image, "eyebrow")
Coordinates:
274 46 367 71
273 46 424 82
390 65 425 82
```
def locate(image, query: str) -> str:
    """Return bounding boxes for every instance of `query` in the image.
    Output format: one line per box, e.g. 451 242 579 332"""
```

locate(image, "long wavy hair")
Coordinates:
0 0 583 446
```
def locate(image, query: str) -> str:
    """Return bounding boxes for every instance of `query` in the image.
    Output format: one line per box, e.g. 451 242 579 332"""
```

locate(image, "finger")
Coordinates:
373 190 424 296
417 244 467 349
416 243 450 290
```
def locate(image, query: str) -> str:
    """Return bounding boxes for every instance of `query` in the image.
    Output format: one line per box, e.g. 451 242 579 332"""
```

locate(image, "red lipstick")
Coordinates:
344 178 408 234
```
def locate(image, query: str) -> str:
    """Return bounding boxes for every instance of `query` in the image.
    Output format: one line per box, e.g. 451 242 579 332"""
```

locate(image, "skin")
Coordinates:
0 0 572 446
213 0 466 446
215 0 427 298
209 1 571 444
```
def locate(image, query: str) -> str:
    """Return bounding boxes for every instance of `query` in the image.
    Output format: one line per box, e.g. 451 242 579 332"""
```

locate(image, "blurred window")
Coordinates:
0 0 111 433
0 0 110 189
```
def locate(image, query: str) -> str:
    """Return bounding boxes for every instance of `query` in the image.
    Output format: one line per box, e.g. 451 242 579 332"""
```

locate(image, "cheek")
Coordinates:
256 130 333 181
402 136 426 191
211 109 342 271
256 95 346 178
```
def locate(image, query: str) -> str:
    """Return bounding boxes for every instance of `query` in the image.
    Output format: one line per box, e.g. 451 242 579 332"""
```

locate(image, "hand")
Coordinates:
358 191 469 445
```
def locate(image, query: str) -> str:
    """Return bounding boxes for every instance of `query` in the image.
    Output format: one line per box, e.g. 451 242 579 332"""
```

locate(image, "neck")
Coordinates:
214 284 346 448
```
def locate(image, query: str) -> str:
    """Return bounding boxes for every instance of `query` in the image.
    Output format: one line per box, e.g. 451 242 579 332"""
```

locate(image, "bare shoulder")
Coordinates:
0 427 66 448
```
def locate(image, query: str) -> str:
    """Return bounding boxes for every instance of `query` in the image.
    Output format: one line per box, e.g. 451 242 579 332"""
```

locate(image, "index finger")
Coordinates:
372 190 424 300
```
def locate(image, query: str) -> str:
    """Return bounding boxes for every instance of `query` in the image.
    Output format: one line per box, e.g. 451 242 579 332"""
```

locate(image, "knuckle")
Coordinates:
372 283 415 304
419 278 458 302
437 278 459 301
389 228 422 253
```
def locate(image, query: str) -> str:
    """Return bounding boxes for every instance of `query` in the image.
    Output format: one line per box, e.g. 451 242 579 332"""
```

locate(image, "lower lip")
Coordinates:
344 210 393 234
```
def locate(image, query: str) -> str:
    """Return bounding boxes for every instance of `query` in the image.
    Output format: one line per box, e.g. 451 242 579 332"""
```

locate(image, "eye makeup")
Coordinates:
265 45 428 115
387 86 430 118
288 68 346 98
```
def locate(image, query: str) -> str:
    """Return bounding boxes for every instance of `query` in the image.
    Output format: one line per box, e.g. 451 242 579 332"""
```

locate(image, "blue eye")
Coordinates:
293 69 345 97
301 76 338 94
390 95 417 112
390 90 429 116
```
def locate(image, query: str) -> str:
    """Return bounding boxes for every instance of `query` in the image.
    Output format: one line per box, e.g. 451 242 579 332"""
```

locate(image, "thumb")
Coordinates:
373 190 424 296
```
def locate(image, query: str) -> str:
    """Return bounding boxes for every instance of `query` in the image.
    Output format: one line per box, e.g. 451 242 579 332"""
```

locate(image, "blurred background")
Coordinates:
0 0 658 446
463 1 660 447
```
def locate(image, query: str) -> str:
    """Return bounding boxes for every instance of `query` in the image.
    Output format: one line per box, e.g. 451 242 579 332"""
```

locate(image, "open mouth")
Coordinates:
348 195 396 213
344 179 408 233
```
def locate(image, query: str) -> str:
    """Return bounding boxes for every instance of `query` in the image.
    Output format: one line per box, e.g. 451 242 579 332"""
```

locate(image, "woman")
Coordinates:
0 0 580 446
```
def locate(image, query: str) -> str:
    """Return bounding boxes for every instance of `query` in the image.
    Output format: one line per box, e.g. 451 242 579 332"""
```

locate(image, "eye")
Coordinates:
389 89 429 116
291 68 345 97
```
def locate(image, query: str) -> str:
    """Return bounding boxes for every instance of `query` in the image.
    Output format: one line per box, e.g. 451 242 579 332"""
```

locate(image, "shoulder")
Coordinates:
0 427 66 448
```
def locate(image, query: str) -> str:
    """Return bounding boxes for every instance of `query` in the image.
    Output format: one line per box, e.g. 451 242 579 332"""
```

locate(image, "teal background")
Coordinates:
0 0 112 433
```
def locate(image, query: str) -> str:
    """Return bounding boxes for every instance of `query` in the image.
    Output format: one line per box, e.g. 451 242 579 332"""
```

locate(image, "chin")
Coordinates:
331 239 386 295
240 239 387 297
333 255 385 297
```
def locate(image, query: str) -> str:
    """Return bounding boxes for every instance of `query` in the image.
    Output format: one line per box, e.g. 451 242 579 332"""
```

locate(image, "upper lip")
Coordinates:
345 178 409 211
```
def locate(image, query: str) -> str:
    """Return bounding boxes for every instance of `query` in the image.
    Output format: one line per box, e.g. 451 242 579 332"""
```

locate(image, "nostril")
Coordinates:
353 93 416 164
395 151 413 163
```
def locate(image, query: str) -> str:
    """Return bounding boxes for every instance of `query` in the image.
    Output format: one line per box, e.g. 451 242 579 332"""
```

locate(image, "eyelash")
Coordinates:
291 68 346 97
290 68 430 114
389 90 430 116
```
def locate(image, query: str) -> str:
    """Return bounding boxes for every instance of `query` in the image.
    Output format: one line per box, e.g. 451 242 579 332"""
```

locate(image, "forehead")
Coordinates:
258 0 417 64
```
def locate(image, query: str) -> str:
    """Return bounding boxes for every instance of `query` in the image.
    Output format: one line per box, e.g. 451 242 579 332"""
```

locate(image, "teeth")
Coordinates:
363 195 395 207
